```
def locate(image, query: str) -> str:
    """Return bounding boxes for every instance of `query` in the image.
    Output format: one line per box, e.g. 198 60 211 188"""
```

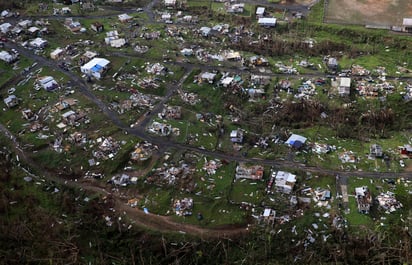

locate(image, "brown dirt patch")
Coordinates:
326 0 412 26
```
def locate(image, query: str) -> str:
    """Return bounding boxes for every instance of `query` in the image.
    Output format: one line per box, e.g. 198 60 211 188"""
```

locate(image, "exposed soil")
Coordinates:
326 0 412 26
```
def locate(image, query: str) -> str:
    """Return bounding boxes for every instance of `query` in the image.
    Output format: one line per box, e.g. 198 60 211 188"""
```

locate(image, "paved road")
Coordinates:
4 39 412 181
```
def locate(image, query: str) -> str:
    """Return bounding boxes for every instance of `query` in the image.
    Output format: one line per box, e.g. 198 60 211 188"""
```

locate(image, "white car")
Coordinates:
400 160 405 168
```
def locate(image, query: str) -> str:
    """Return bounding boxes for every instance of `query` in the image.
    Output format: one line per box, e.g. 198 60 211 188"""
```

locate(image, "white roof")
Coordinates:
263 208 271 217
81 57 110 70
258 17 277 25
29 38 47 47
403 18 412 26
221 76 234 86
110 38 126 48
230 129 240 137
0 22 12 32
256 7 265 15
275 171 296 183
118 13 132 21
201 72 216 80
340 77 351 87
355 187 367 196
285 134 307 146
0 50 12 61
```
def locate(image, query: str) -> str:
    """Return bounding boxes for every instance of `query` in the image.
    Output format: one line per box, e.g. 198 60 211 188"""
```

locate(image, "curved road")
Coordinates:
1 0 412 239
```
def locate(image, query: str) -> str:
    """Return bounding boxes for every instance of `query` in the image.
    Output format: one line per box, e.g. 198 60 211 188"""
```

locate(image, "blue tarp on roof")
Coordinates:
91 64 103 72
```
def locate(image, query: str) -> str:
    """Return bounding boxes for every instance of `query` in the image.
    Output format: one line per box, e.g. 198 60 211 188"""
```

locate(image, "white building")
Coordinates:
118 13 132 23
0 22 12 33
258 17 277 27
18 20 32 28
338 77 351 96
256 7 265 18
0 51 18 63
274 171 296 194
80 57 110 79
38 76 59 91
50 47 64 60
29 38 48 49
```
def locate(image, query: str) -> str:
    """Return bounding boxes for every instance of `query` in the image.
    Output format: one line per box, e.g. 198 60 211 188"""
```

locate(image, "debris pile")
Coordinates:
202 159 222 175
173 198 193 216
339 151 357 163
130 141 158 161
92 137 120 160
375 191 402 213
146 163 195 189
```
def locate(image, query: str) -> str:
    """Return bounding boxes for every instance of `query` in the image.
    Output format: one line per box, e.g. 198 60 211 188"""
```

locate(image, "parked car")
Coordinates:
400 160 405 168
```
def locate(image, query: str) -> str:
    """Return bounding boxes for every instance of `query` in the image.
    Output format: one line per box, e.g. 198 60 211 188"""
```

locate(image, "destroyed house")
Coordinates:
4 95 18 108
399 144 412 158
161 106 182 119
235 163 264 180
370 144 383 158
91 22 104 32
355 186 372 214
338 77 351 96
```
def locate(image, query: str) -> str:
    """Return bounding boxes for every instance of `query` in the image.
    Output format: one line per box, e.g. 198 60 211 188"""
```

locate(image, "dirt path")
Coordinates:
115 199 248 239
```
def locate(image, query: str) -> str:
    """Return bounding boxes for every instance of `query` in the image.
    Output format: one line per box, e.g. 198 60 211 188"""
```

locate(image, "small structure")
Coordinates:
91 22 104 32
370 144 383 158
80 57 110 79
50 47 64 60
38 76 59 91
22 109 36 121
258 17 277 27
64 18 82 32
181 48 193 56
230 129 243 143
256 7 265 18
0 50 18 63
327 57 338 72
274 171 296 194
402 18 412 33
226 3 245 13
147 121 172 136
29 38 48 49
262 208 276 224
164 0 177 8
199 26 211 37
18 20 32 28
285 134 307 149
355 186 372 214
199 72 216 83
399 144 412 158
0 22 12 34
118 13 132 23
338 77 351 96
4 95 18 108
235 163 264 180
